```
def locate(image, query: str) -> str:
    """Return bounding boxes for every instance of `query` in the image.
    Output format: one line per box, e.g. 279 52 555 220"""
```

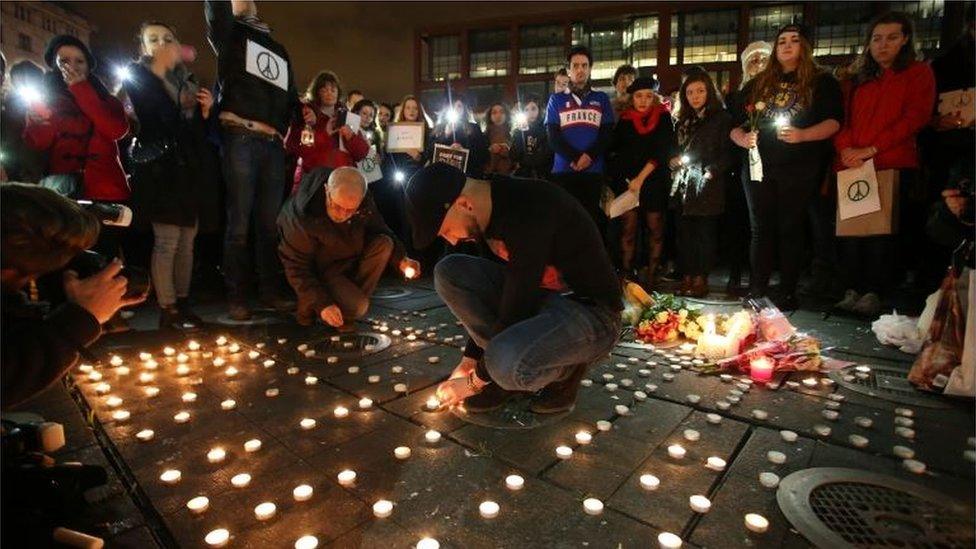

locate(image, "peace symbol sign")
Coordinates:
847 179 870 202
361 156 376 171
256 51 280 80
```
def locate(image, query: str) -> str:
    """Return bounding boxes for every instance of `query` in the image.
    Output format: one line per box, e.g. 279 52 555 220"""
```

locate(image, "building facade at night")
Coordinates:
415 0 959 114
0 1 93 70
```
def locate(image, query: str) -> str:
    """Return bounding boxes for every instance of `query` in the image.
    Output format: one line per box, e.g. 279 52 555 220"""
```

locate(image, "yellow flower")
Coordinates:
755 101 766 111
678 309 688 319
655 311 669 324
666 329 678 341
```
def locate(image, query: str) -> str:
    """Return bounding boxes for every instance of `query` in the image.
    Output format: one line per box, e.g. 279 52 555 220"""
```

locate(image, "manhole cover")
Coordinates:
214 310 283 326
778 467 974 549
374 287 413 300
310 332 391 355
828 365 951 409
452 395 570 430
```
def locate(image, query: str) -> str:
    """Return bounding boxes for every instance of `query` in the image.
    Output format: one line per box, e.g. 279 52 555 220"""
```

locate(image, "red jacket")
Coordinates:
23 79 130 201
833 61 935 172
284 107 370 191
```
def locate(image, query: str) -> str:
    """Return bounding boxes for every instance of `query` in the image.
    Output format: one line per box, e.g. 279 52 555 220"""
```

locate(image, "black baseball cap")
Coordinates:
404 163 467 249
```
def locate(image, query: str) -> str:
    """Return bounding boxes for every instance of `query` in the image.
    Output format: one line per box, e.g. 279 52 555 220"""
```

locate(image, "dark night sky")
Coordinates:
65 1 604 103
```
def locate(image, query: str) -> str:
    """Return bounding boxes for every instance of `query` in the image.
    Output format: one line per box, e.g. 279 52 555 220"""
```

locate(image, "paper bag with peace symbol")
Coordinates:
837 159 881 221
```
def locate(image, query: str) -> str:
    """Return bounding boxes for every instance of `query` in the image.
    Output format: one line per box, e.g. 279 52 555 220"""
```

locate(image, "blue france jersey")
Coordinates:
545 89 614 174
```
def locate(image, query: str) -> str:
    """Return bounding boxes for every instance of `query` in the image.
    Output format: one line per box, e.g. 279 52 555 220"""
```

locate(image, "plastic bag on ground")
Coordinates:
871 311 924 354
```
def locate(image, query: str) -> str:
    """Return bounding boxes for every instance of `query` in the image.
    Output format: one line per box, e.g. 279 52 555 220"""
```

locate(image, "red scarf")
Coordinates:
620 104 665 135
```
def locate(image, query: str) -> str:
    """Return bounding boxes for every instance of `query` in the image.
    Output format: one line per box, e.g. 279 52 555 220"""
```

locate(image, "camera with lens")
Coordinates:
35 250 151 307
76 200 133 227
2 419 65 459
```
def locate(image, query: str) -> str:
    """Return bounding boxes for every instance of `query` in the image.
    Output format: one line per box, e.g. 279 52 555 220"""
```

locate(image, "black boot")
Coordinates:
176 298 204 326
158 306 182 331
530 363 589 414
463 382 516 413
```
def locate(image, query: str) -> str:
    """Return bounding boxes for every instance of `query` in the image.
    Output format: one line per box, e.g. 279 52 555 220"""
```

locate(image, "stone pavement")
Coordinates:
10 280 975 548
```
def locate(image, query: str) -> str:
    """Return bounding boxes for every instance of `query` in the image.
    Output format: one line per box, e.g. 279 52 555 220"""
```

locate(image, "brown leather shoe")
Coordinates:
677 276 693 296
530 363 589 414
689 276 709 298
463 382 516 413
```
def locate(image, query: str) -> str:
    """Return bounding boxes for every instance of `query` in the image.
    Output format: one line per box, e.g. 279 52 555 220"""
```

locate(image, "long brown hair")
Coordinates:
304 70 341 108
749 33 822 108
676 70 724 126
394 94 431 127
848 12 918 86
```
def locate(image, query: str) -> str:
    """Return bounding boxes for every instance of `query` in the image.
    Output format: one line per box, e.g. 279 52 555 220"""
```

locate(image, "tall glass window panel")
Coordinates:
889 0 944 54
707 70 733 98
520 25 565 75
422 35 461 82
669 16 679 65
466 83 508 114
470 29 510 79
682 10 738 65
420 88 449 120
516 81 549 108
749 4 804 43
586 20 629 81
814 2 873 57
630 16 660 68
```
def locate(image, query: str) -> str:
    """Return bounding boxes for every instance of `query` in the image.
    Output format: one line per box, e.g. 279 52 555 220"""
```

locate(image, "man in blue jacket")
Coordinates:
545 45 614 234
205 0 300 320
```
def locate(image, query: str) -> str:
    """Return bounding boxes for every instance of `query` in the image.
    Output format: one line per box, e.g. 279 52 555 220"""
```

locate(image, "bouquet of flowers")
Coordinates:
634 293 702 344
744 101 766 131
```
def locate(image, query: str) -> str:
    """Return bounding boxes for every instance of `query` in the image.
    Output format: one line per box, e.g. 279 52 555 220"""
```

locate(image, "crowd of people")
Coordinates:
1 0 973 348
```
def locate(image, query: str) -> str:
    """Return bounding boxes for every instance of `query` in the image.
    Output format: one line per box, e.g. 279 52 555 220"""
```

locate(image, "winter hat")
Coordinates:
775 22 812 45
44 34 96 70
626 76 660 94
740 41 772 73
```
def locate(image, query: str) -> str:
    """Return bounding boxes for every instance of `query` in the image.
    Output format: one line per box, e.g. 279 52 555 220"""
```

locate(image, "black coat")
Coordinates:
428 121 489 178
607 107 677 206
123 63 220 231
673 109 734 216
512 121 553 179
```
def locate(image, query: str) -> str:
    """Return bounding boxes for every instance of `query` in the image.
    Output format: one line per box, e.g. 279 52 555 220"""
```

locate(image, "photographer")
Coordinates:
1 184 143 409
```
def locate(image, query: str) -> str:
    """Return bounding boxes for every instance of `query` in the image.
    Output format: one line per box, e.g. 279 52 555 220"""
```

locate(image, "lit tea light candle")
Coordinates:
293 484 313 501
174 364 190 377
116 366 130 376
373 499 394 518
160 469 181 484
303 350 316 358
575 431 593 445
596 420 612 432
228 343 241 353
479 500 500 519
181 392 197 403
88 371 103 382
895 407 914 417
300 418 316 430
745 513 769 533
295 535 318 549
347 366 360 374
231 473 251 487
895 427 915 439
802 377 818 388
394 383 409 393
334 406 350 418
176 353 189 364
139 352 152 361
892 445 914 459
94 383 111 395
705 456 726 471
658 532 683 548
108 355 123 367
112 410 131 422
287 367 299 375
814 424 832 436
582 497 604 515
425 396 442 411
683 429 700 442
204 528 229 547
416 538 439 549
706 413 722 424
822 410 840 421
689 495 711 513
207 447 226 463
224 366 238 377
265 388 279 397
767 451 786 464
212 357 225 367
505 474 524 490
894 416 913 427
752 409 769 420
337 469 357 486
716 400 731 410
615 404 630 415
358 398 373 410
187 496 209 514
105 395 123 408
555 445 573 459
263 359 276 368
394 446 411 459
248 350 260 359
136 429 154 442
668 444 686 459
174 411 191 423
903 459 926 474
220 399 236 411
849 434 869 448
162 347 176 356
144 359 158 369
425 430 442 444
144 386 160 398
759 472 780 488
639 474 660 490
305 375 318 385
427 356 440 364
254 501 276 520
186 340 200 351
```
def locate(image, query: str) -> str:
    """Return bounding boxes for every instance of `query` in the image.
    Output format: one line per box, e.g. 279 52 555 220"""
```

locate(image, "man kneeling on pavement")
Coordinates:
405 163 621 414
278 166 420 331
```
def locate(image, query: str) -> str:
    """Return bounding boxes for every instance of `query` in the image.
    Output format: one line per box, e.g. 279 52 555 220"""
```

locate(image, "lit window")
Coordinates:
467 83 507 112
814 2 873 57
571 20 628 82
470 29 510 79
516 81 548 106
420 88 448 119
749 4 804 43
680 10 738 65
422 35 461 82
519 25 564 75
889 0 944 53
630 16 659 68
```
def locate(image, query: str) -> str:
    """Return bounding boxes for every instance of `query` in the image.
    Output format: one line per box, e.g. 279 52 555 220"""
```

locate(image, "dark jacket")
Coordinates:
123 63 220 231
1 99 47 183
512 120 553 180
277 167 406 324
205 0 300 135
23 73 130 201
428 120 489 178
1 291 101 410
673 109 734 216
608 105 677 198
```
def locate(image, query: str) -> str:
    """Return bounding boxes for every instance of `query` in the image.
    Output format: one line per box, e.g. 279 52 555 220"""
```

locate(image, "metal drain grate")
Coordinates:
827 365 951 409
311 332 391 355
778 468 974 548
373 287 413 300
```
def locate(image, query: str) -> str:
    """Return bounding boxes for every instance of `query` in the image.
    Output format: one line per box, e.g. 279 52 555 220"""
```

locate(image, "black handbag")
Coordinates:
128 138 173 165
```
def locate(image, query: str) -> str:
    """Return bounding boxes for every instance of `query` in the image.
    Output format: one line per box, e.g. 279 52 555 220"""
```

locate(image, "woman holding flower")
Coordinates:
729 23 843 310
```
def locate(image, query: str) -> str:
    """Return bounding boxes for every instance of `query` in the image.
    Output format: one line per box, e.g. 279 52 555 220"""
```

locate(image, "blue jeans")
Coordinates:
220 130 286 299
434 254 621 392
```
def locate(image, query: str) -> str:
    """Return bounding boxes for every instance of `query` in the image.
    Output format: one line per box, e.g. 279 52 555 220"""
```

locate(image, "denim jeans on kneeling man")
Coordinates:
434 254 620 392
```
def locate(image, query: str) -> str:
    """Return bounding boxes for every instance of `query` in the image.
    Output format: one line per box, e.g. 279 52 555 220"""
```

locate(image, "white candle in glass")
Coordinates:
136 429 154 442
337 469 357 486
479 500 500 519
394 446 411 459
186 496 209 514
160 469 181 484
207 447 226 463
373 499 394 518
575 431 593 445
416 538 439 549
294 535 318 549
505 474 524 490
230 473 251 488
300 418 316 430
204 528 229 547
425 430 442 444
244 439 262 452
745 513 769 533
174 411 191 423
555 445 573 459
334 406 350 418
293 484 313 501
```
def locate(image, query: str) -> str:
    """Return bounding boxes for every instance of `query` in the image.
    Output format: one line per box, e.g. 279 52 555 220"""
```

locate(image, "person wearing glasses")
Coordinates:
277 166 420 331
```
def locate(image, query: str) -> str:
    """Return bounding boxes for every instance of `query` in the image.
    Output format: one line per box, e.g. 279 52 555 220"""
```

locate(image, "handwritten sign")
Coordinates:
938 88 975 127
433 144 469 173
386 122 426 152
